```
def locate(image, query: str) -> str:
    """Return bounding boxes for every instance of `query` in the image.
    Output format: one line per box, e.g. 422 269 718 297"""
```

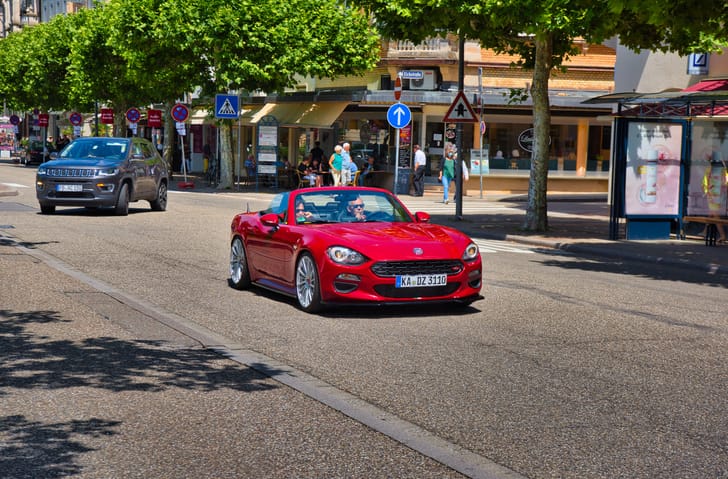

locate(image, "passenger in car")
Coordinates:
295 198 317 223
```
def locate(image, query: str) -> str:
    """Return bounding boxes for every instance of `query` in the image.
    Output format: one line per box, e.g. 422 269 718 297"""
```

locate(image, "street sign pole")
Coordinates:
479 67 484 199
394 127 400 195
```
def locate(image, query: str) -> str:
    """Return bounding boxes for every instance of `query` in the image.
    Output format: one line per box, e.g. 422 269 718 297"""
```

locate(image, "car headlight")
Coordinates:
462 242 479 261
96 167 119 176
327 246 367 265
37 166 47 175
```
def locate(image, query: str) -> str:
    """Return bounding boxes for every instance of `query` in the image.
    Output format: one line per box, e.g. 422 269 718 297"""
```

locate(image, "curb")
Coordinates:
0 185 18 197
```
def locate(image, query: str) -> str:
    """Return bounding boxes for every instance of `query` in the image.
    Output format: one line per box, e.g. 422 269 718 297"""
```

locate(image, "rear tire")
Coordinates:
295 253 322 313
229 237 251 289
150 181 167 211
115 183 129 216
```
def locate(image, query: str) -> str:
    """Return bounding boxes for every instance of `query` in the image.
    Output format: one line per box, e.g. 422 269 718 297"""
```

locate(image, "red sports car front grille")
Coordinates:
371 260 463 277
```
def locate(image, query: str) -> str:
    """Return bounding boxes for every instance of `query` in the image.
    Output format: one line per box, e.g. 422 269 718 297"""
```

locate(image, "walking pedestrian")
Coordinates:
412 144 426 196
438 149 455 204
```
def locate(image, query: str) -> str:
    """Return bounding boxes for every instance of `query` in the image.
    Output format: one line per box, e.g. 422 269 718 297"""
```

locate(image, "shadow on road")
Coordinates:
0 308 283 478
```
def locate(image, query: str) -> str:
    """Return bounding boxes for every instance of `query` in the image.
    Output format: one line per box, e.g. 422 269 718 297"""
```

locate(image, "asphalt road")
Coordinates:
2 162 727 478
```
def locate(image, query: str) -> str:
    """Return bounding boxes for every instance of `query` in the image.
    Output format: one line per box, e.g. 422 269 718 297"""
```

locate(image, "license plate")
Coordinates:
56 184 82 192
395 274 447 288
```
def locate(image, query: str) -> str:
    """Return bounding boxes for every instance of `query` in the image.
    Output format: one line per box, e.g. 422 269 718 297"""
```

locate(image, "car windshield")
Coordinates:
60 139 128 160
286 190 412 224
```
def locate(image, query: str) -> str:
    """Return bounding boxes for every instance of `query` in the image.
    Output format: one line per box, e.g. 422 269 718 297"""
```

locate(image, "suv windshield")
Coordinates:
61 139 129 160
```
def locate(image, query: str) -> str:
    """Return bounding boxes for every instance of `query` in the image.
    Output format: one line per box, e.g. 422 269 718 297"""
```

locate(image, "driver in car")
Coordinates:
344 195 367 222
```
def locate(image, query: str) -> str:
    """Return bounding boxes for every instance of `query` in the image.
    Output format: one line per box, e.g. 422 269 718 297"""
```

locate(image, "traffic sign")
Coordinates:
69 112 83 126
394 76 402 101
443 91 478 123
126 108 141 123
172 103 189 122
9 114 20 125
38 113 49 127
215 94 239 119
387 103 411 129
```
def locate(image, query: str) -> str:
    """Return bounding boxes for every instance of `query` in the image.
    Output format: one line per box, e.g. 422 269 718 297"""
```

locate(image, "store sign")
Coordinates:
100 108 114 125
147 109 162 127
517 127 551 153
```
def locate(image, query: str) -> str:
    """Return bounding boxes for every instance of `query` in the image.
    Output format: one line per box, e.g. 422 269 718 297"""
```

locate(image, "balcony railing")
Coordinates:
384 38 457 60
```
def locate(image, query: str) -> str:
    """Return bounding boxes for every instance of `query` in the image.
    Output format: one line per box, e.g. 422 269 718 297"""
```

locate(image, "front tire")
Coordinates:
115 183 129 216
229 237 251 289
150 181 167 211
295 253 322 313
39 203 55 214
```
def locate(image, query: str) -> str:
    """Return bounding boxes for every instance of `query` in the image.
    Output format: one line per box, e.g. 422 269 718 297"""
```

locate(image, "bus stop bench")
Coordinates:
682 216 728 246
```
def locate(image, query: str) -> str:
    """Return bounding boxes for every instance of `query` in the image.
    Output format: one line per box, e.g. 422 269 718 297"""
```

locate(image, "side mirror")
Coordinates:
415 211 430 223
261 213 281 228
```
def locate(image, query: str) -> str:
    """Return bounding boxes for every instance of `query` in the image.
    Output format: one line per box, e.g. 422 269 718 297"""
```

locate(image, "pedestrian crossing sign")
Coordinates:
215 94 239 119
443 91 478 123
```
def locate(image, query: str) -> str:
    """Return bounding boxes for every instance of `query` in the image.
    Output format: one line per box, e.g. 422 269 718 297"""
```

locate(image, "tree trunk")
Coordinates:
217 121 234 190
162 101 174 173
523 34 553 232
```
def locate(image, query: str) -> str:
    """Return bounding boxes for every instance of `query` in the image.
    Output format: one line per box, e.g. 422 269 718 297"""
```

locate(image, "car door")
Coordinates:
129 140 152 198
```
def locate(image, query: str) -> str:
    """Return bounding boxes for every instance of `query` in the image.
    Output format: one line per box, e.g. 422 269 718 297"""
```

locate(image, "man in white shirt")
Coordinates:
412 144 427 196
341 143 353 185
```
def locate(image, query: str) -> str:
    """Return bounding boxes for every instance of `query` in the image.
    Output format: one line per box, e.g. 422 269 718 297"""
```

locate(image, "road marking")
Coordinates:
476 239 534 254
1 182 29 188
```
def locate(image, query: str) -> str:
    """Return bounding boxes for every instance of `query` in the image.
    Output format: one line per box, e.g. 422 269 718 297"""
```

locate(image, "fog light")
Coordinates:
334 273 361 294
336 273 361 282
96 183 115 192
36 181 44 189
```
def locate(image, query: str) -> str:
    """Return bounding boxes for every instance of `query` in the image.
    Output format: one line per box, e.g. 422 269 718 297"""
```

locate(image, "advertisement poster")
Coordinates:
625 122 682 216
686 122 728 217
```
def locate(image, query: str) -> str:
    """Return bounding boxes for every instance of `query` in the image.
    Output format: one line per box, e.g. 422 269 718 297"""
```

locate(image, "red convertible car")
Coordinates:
229 187 482 312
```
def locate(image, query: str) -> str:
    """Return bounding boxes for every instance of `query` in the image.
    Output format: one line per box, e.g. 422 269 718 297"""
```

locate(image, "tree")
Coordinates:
0 14 79 112
353 0 728 231
143 0 381 189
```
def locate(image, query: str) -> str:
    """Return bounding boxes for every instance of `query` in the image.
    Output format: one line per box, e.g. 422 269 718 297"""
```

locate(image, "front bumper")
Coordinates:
36 177 120 208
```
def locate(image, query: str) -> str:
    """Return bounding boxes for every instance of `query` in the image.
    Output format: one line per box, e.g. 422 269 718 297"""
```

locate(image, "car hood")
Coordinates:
315 222 471 259
41 158 123 168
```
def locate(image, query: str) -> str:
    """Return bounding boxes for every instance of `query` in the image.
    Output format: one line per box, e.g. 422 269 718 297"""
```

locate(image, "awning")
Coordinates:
247 101 349 128
683 79 728 92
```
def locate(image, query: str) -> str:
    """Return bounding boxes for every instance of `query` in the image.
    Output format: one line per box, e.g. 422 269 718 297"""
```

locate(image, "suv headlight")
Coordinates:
37 166 47 175
462 242 479 261
96 167 119 176
327 246 367 265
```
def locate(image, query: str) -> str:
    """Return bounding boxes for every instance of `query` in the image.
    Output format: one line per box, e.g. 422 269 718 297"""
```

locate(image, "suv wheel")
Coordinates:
39 203 56 214
115 183 130 216
150 181 167 211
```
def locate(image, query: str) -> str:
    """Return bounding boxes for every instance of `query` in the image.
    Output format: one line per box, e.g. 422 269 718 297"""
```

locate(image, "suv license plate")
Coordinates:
395 274 447 288
56 184 82 192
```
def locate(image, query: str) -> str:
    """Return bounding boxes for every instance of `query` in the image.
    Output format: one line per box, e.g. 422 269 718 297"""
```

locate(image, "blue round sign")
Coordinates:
9 114 20 126
387 103 412 129
172 103 189 122
126 108 141 123
69 112 83 126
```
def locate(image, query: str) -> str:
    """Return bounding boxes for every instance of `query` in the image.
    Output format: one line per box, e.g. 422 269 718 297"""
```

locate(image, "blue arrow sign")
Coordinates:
387 103 412 129
215 94 239 119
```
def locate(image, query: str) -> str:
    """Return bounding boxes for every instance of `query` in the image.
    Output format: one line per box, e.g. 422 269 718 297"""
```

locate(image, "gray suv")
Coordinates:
36 137 169 215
